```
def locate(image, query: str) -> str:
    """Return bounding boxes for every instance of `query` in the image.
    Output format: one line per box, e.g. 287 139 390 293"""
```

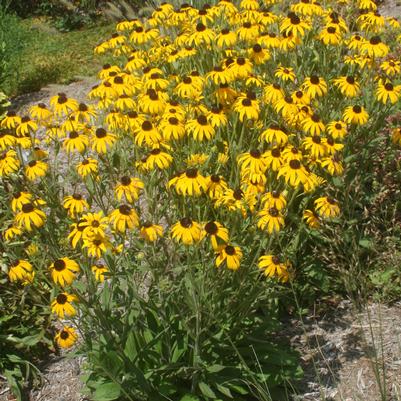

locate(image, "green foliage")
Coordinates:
78 255 301 401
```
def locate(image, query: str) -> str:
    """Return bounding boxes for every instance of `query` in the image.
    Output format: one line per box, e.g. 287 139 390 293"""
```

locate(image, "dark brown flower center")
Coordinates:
56 293 68 304
142 121 153 131
269 207 279 217
60 330 70 340
242 98 252 106
197 115 208 125
211 174 220 183
180 217 192 228
271 148 281 157
196 23 206 32
233 189 243 200
312 135 321 144
327 26 336 34
346 76 355 84
353 105 362 113
205 221 218 235
96 128 107 138
310 75 320 85
78 103 88 111
289 159 301 169
250 149 261 158
385 83 394 91
186 168 198 178
119 205 131 215
121 176 131 185
22 203 34 213
224 245 235 256
370 36 381 45
54 259 66 271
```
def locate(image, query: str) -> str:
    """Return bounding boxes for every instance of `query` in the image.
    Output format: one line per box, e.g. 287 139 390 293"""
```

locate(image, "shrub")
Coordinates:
1 0 401 400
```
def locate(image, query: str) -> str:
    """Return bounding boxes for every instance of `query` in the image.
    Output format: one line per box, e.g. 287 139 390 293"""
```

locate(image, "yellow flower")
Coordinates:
257 207 285 233
25 160 48 181
258 255 289 282
55 327 78 349
63 194 89 218
0 150 20 177
233 93 260 121
77 158 98 178
169 169 208 196
109 205 139 233
171 218 202 245
91 128 117 154
391 127 401 146
91 264 109 282
50 93 79 117
216 244 242 270
140 222 164 242
376 80 401 104
82 233 111 258
303 209 320 228
186 115 215 141
115 176 144 203
51 293 78 318
143 148 173 170
204 221 229 250
314 196 340 218
15 203 46 231
343 105 369 125
275 66 296 82
8 259 34 283
49 257 80 287
261 191 287 211
333 76 360 98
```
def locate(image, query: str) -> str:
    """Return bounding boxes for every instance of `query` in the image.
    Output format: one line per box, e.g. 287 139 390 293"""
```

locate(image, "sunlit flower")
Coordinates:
51 292 78 318
314 196 340 218
258 255 289 282
49 257 80 287
171 217 202 245
216 244 242 270
55 327 78 349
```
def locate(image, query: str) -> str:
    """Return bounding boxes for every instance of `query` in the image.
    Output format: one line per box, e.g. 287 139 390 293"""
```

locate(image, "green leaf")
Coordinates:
206 364 225 373
199 382 217 399
93 381 121 401
124 332 137 362
179 395 200 401
215 383 233 398
228 384 248 395
359 239 373 249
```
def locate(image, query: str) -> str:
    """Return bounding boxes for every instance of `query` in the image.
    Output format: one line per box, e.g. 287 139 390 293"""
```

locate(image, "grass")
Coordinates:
1 15 115 97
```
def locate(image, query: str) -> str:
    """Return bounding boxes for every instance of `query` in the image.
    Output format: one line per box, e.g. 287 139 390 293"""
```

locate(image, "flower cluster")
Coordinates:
1 0 401 348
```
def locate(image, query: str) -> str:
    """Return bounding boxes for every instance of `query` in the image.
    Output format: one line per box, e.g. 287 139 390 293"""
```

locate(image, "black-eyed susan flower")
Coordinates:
139 89 168 114
51 292 77 318
109 205 139 233
258 255 289 282
171 168 208 196
280 12 311 38
16 116 38 137
3 224 23 241
91 264 109 282
0 150 20 177
314 196 340 218
91 128 117 154
327 120 347 139
186 115 215 141
361 35 389 57
333 76 360 98
318 25 342 45
82 233 111 258
259 125 288 146
143 148 173 170
63 130 89 154
230 57 253 79
249 43 270 64
233 93 260 121
261 191 287 211
278 159 310 187
1 111 21 129
8 259 34 283
0 132 15 150
216 244 242 270
257 207 285 233
343 105 369 125
80 211 108 237
29 103 52 122
265 147 284 171
302 75 328 98
190 23 215 46
391 127 401 145
324 136 344 155
63 194 89 218
263 83 284 104
50 257 80 287
321 153 344 175
171 217 202 245
160 117 186 141
55 327 78 349
275 66 296 82
206 174 229 200
237 149 268 174
216 28 237 48
11 191 32 212
68 219 87 248
115 176 144 203
50 93 79 117
376 80 401 104
302 114 325 136
303 209 321 228
77 158 98 178
274 95 299 118
15 202 46 231
204 221 229 250
381 59 401 76
134 120 162 147
25 160 48 181
139 222 163 242
303 135 328 159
